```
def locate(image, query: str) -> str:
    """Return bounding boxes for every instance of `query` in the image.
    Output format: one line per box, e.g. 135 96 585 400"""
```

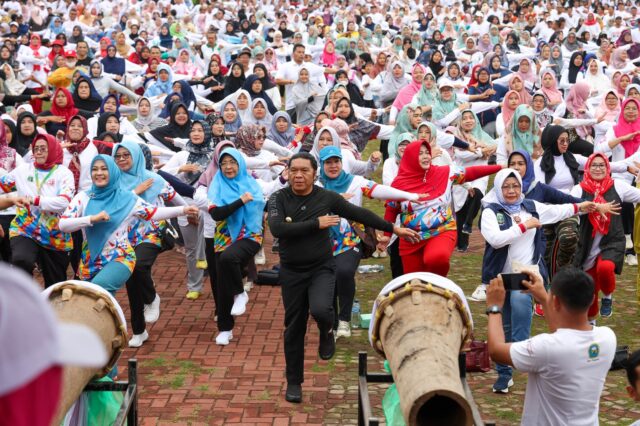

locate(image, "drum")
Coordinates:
369 272 474 426
43 281 127 424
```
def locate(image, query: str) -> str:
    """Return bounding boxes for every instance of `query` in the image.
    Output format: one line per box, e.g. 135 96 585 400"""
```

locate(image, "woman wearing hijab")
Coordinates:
223 63 246 98
507 74 532 104
562 31 583 56
37 88 91 135
206 148 266 345
148 103 192 152
173 49 202 80
502 104 540 160
89 60 140 100
72 74 103 112
60 154 195 295
290 68 323 126
380 140 501 276
318 145 421 339
468 67 508 135
12 112 40 156
333 97 381 152
267 111 297 148
390 63 426 121
195 58 226 104
61 114 99 271
333 69 365 107
161 120 215 300
101 45 126 79
244 98 274 127
538 69 563 110
555 82 596 156
592 91 621 145
578 58 611 99
568 153 640 320
220 100 243 136
311 123 379 177
452 110 498 252
0 134 74 287
144 63 175 99
479 167 590 393
112 140 187 347
96 113 123 143
377 61 409 107
133 97 167 132
242 74 277 115
559 51 584 90
235 124 286 181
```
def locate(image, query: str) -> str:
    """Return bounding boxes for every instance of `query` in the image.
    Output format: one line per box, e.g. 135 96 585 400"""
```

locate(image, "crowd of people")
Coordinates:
0 0 640 418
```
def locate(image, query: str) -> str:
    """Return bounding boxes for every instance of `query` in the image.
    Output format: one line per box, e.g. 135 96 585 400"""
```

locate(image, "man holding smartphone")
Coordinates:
486 267 616 425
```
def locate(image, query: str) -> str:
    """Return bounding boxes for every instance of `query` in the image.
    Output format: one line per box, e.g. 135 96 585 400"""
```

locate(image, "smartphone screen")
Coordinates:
501 273 529 291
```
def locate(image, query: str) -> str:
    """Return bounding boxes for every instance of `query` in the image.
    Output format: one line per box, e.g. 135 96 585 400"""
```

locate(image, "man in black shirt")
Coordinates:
268 153 419 403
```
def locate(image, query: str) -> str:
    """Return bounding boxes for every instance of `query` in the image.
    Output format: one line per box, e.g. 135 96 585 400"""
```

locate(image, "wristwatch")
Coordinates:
485 305 503 315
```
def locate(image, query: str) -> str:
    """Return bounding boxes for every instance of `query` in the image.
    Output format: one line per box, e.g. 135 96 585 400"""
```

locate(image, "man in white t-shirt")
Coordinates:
486 267 616 426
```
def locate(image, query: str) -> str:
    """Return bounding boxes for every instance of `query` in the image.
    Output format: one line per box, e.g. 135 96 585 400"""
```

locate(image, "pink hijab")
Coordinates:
595 90 621 122
614 98 640 158
392 63 426 111
321 41 337 66
516 58 537 85
540 70 563 104
508 74 532 104
321 118 360 159
565 81 592 138
501 90 522 128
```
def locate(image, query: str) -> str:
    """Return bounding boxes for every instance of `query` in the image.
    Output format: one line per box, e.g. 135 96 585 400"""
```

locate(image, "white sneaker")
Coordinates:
144 294 160 323
469 285 487 302
336 321 351 338
128 330 149 348
215 331 233 346
244 279 253 292
626 235 633 250
254 248 266 265
626 254 638 266
372 250 380 258
230 291 249 316
378 250 387 258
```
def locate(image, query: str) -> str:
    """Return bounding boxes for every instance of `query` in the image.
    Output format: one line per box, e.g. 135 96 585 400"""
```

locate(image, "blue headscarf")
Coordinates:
208 148 265 242
85 155 137 260
144 63 174 97
267 111 295 147
159 23 174 49
112 139 166 203
508 150 535 193
221 100 242 133
174 80 197 109
242 74 277 114
319 146 354 194
49 17 64 36
99 94 121 117
159 92 184 119
493 168 524 214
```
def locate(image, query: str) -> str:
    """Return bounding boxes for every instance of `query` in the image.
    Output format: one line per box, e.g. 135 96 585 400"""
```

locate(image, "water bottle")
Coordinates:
357 264 385 274
351 300 361 329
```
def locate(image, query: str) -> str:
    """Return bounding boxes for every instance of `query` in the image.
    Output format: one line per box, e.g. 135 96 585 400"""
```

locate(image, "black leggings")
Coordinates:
125 243 160 334
214 239 260 332
205 237 218 315
388 238 403 279
0 215 13 262
69 231 83 278
456 188 483 250
10 236 69 287
333 247 362 327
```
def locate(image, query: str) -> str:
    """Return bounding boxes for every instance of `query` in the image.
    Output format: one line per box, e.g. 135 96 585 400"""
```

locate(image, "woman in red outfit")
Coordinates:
381 140 502 276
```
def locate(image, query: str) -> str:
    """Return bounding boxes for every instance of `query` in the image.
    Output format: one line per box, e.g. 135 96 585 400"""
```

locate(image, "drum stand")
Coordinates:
84 358 139 426
357 352 494 426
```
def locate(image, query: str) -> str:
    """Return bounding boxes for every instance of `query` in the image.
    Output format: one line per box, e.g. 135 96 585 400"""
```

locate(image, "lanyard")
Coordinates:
34 166 57 195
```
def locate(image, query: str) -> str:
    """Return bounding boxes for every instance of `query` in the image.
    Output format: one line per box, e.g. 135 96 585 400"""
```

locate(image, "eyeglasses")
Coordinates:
590 163 607 169
33 146 48 153
557 137 569 145
114 153 131 160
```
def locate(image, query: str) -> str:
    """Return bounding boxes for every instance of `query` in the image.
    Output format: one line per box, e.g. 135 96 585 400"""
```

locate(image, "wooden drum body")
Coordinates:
43 280 127 424
369 273 474 426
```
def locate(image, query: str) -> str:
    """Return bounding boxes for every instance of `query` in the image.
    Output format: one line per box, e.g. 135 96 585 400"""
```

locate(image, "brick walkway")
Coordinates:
115 235 333 425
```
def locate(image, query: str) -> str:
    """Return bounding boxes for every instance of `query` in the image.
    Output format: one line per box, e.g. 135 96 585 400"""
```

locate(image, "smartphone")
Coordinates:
500 273 529 291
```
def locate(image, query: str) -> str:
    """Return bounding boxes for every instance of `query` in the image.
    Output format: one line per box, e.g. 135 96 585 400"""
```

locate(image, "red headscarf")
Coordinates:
580 153 614 236
210 54 228 75
466 64 483 90
65 115 91 189
50 88 79 123
32 134 64 171
613 98 640 158
47 39 65 66
321 40 337 66
391 140 450 200
99 37 112 58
